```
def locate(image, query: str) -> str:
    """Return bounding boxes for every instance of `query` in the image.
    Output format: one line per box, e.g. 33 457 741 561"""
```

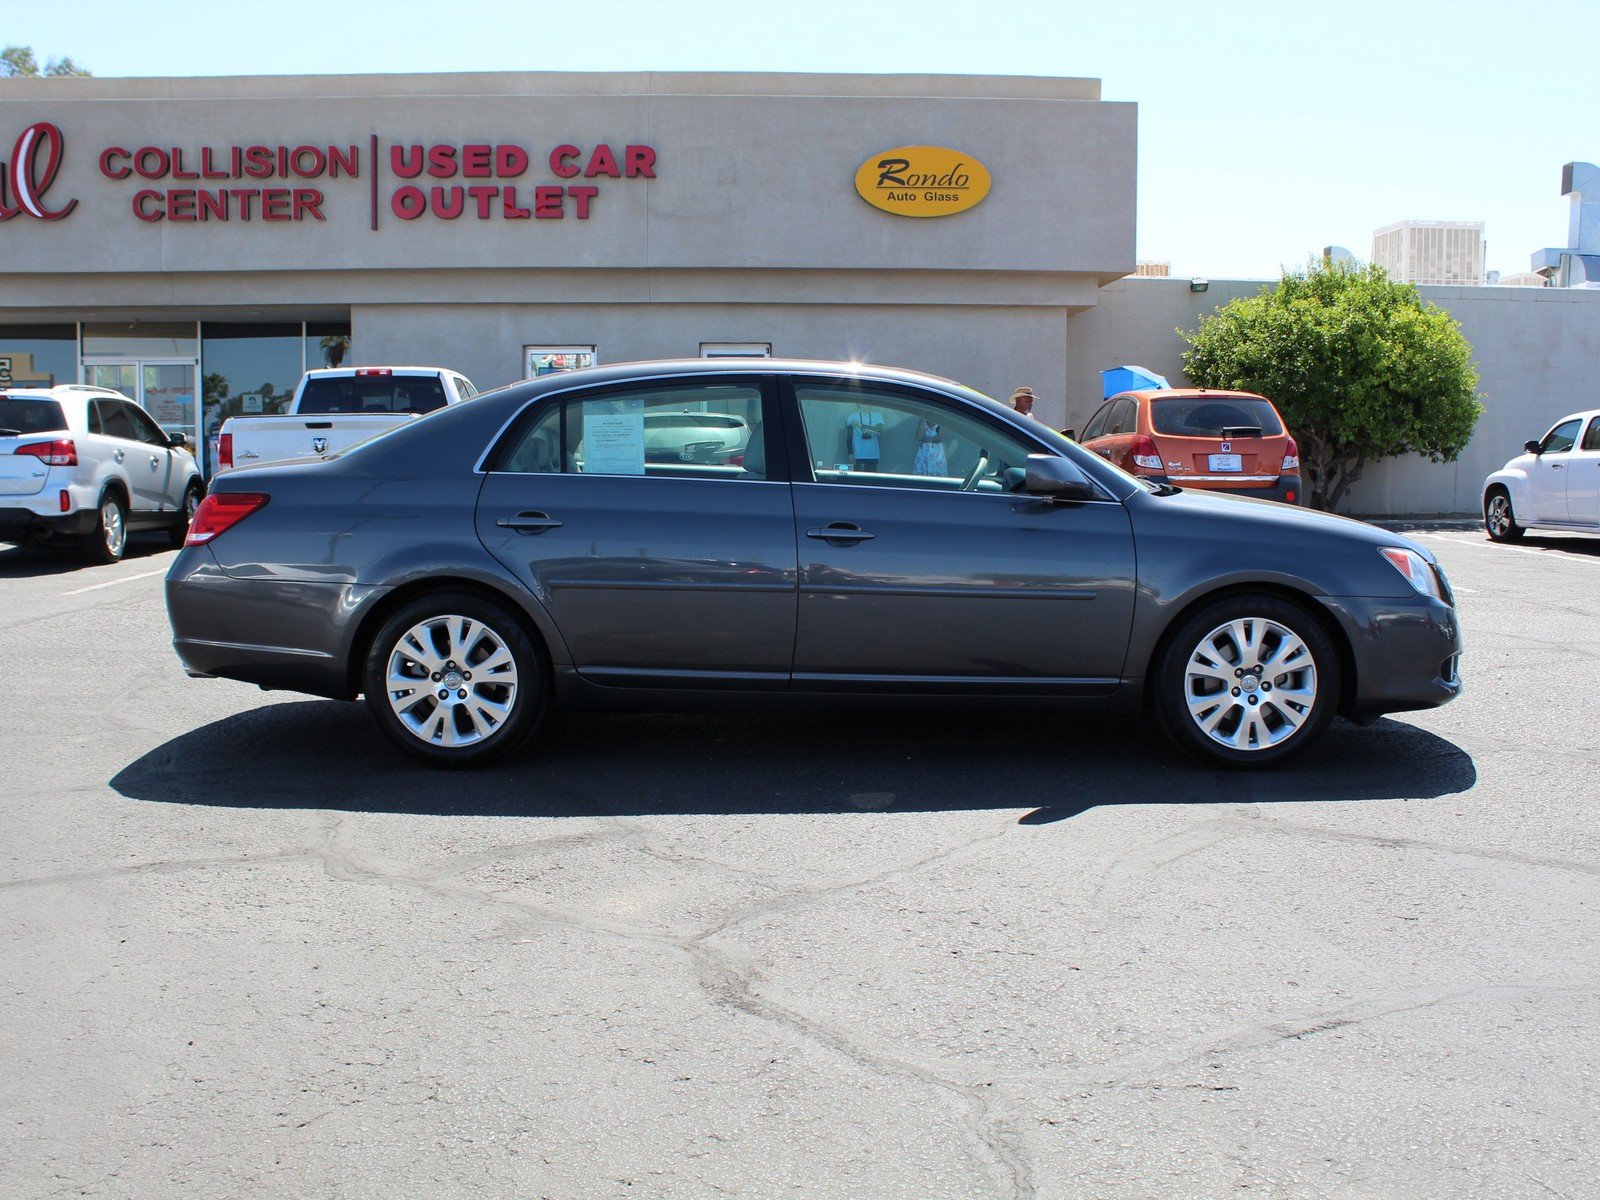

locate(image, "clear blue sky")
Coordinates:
8 0 1592 279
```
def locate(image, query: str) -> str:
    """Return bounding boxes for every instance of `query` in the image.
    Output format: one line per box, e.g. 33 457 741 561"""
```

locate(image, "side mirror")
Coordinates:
1060 427 1077 441
1024 454 1097 501
1524 439 1543 455
168 432 189 449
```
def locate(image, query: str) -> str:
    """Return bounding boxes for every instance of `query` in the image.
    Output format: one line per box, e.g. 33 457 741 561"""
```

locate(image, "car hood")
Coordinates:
1134 485 1435 560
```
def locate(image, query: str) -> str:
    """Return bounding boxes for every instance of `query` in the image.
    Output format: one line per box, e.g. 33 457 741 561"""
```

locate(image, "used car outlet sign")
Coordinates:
0 121 657 227
855 145 991 218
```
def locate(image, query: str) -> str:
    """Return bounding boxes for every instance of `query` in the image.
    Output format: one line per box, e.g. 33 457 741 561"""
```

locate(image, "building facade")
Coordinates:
1372 219 1486 286
0 71 1136 473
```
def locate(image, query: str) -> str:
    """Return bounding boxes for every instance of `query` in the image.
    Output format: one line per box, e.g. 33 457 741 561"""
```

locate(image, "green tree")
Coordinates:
1 46 91 77
1180 261 1482 511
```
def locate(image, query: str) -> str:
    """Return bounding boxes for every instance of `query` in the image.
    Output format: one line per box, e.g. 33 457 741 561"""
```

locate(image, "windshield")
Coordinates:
1152 396 1284 437
298 376 448 415
0 396 67 436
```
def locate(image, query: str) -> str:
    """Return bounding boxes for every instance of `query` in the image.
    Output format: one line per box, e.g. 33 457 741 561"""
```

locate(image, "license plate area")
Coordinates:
1208 454 1242 472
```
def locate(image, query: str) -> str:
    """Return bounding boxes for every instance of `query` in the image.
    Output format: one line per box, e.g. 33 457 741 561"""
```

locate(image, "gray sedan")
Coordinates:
165 360 1462 768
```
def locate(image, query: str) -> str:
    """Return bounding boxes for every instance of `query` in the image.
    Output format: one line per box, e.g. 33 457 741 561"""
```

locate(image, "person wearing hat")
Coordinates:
1010 386 1042 421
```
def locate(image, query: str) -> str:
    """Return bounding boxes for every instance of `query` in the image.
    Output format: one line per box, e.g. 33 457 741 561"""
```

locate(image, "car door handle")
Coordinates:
113 449 125 462
497 511 563 534
806 523 875 543
1552 463 1565 470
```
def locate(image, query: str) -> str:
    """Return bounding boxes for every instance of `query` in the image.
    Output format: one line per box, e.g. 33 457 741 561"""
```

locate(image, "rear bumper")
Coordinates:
1318 593 1463 718
0 505 98 540
1150 474 1303 505
165 550 385 699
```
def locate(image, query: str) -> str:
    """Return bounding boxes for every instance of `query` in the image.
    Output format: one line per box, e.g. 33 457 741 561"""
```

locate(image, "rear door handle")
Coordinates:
497 510 563 534
806 522 875 543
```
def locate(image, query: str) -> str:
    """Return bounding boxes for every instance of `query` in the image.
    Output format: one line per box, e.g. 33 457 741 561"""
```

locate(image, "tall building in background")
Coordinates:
1372 220 1486 285
1132 261 1171 276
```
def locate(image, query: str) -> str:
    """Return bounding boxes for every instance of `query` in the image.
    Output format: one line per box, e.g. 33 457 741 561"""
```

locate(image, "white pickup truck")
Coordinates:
213 366 478 474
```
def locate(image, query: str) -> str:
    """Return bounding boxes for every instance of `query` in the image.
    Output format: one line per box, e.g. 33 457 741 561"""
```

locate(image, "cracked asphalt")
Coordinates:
1 522 1596 1199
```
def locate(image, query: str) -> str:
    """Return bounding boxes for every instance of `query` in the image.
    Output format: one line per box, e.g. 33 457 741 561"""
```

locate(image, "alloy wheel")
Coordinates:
102 498 126 559
1487 495 1512 537
383 613 520 748
1182 616 1318 752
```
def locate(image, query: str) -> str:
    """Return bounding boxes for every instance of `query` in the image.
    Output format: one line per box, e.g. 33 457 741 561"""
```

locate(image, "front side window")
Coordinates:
794 380 1038 493
496 380 768 482
1543 419 1582 454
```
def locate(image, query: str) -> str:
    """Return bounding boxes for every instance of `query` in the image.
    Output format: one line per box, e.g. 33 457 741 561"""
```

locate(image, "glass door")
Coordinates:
86 359 201 470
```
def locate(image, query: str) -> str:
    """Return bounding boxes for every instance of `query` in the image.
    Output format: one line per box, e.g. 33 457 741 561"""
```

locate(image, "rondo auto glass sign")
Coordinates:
854 146 990 218
0 120 657 228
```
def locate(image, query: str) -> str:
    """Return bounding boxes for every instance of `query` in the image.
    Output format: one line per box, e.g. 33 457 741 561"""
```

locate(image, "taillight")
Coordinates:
185 492 269 546
1131 434 1162 471
14 438 77 466
217 433 233 469
1282 436 1299 472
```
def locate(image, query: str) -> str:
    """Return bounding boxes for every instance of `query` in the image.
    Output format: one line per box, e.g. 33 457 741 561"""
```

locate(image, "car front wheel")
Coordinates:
1154 595 1341 768
362 592 545 768
169 483 203 548
1484 488 1525 543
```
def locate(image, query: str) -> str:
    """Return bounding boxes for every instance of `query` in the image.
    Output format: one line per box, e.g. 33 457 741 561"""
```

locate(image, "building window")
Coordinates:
0 325 77 389
699 342 772 358
525 346 596 378
306 321 353 371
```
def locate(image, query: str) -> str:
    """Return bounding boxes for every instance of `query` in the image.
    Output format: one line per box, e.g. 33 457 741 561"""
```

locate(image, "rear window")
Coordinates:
1151 397 1284 438
0 396 67 436
297 376 448 415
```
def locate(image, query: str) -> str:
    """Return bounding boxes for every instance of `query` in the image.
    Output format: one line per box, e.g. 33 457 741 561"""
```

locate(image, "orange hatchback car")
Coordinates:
1074 388 1301 504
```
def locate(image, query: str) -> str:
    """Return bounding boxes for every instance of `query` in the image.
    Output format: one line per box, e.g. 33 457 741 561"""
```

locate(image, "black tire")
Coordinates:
1153 594 1341 768
82 491 128 564
1484 487 1525 543
361 592 546 768
169 482 203 549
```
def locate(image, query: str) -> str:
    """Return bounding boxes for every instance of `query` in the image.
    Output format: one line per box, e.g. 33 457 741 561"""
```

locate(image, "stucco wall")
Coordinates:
353 301 1071 420
1066 278 1600 515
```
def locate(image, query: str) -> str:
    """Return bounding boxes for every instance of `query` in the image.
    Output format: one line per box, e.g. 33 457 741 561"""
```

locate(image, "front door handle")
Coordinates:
497 510 563 534
1552 463 1565 471
113 449 125 463
806 522 875 543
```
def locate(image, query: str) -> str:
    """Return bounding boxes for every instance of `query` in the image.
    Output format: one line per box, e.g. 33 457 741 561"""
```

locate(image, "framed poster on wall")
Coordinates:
525 346 596 378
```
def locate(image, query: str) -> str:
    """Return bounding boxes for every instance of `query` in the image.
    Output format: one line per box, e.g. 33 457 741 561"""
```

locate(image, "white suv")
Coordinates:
0 385 204 563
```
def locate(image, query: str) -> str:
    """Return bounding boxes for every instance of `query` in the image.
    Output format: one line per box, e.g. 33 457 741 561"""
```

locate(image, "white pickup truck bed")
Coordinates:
214 366 477 475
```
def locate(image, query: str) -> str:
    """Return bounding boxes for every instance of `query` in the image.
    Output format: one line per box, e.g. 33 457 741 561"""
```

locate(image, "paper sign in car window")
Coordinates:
583 398 646 474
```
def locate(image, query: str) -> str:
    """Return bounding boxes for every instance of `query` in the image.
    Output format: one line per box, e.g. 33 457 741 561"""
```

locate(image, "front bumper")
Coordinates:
1318 593 1462 718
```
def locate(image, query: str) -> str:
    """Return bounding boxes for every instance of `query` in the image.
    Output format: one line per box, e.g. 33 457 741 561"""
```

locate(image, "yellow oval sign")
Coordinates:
855 146 991 218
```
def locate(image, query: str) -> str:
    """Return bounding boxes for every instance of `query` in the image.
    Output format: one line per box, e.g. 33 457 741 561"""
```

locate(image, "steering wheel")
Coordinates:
960 450 990 492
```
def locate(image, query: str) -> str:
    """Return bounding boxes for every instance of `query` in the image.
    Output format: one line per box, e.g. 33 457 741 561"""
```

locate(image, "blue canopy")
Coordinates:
1100 365 1172 399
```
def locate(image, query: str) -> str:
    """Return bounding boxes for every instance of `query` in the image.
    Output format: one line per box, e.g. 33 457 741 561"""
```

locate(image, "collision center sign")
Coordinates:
0 121 657 228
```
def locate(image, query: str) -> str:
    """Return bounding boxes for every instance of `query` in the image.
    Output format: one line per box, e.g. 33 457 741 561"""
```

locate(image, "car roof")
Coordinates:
1109 388 1274 403
515 357 993 396
303 367 453 378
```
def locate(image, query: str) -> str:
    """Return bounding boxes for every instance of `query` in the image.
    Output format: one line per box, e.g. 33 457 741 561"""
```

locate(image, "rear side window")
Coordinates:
298 376 448 415
0 397 67 435
1079 402 1112 442
1583 418 1600 452
1104 397 1138 436
1152 397 1284 437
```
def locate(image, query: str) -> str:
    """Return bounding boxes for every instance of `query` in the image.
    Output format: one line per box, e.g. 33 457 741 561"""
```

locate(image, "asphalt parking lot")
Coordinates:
2 523 1596 1199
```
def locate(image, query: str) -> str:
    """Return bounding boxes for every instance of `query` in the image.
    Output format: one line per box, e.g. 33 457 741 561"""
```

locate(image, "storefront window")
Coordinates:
200 323 307 466
0 325 77 389
82 321 198 358
525 346 596 377
306 321 353 371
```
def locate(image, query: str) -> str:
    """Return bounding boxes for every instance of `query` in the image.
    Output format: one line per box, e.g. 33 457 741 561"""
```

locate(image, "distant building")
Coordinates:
1132 261 1171 277
1532 162 1600 287
1322 245 1359 267
1372 220 1486 286
1495 271 1548 287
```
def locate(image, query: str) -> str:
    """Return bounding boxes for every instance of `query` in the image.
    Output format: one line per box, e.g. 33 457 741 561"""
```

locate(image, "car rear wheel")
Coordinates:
1484 489 1525 543
362 592 545 768
82 492 128 564
1154 595 1340 768
169 483 203 548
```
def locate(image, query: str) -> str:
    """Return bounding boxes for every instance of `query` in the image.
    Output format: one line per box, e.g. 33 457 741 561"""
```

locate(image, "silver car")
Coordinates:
1 385 203 562
165 360 1462 769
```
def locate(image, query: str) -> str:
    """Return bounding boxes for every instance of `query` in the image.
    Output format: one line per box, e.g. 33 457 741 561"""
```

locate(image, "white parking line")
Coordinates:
64 569 166 596
1412 533 1600 568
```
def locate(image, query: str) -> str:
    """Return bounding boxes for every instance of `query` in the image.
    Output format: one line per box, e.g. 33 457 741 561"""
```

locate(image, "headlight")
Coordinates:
1379 547 1447 602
